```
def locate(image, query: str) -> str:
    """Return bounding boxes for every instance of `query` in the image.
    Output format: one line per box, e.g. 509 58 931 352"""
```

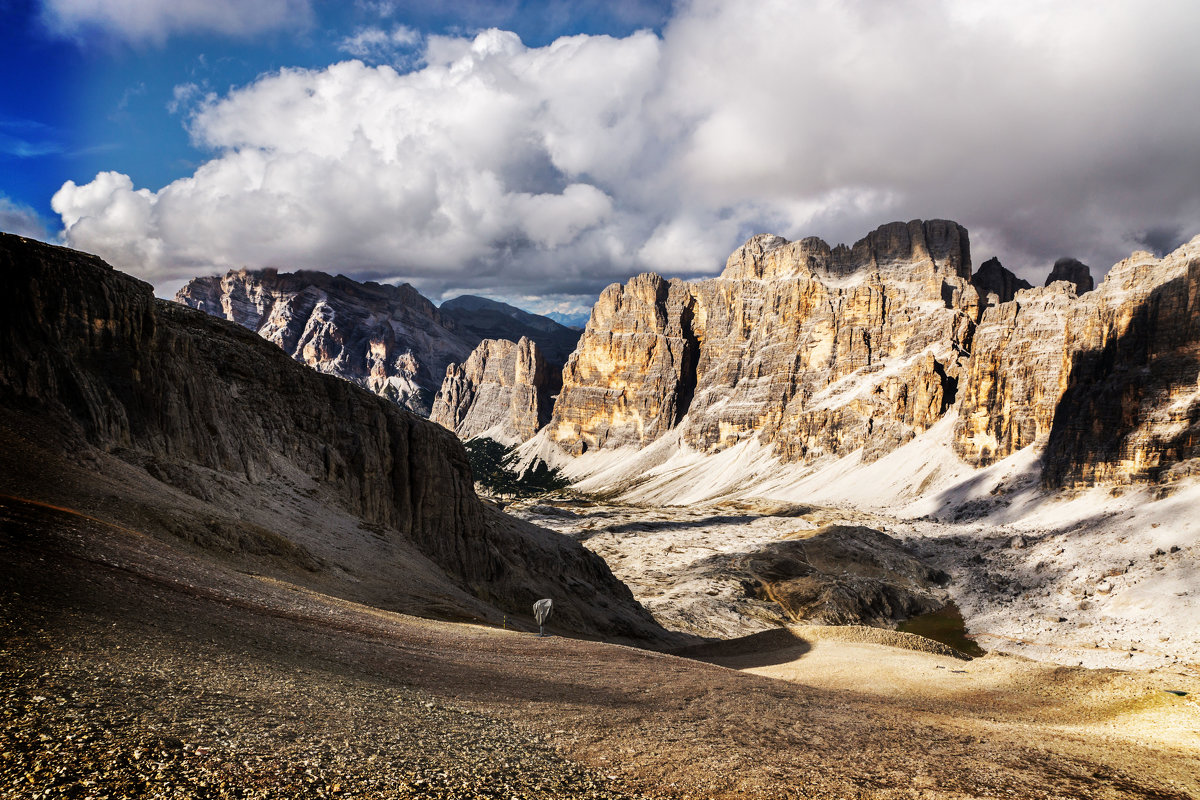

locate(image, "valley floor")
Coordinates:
3 496 1198 800
522 415 1200 672
509 492 1200 670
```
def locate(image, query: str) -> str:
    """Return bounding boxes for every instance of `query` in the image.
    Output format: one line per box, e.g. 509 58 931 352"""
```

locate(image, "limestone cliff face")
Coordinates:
687 220 978 462
954 282 1078 465
430 337 556 444
177 269 475 415
548 274 699 454
547 220 1200 489
1043 245 1200 485
550 220 978 463
955 240 1200 486
0 233 662 640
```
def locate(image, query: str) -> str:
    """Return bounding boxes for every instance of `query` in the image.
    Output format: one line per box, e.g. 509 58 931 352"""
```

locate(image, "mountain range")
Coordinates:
447 220 1199 493
2 224 1197 798
174 220 1198 495
175 270 580 416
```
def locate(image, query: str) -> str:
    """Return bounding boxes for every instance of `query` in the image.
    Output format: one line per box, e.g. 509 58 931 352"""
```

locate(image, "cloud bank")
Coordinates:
54 0 1200 300
40 0 313 45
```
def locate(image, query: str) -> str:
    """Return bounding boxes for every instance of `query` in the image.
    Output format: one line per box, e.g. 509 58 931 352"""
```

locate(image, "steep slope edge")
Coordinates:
0 233 663 641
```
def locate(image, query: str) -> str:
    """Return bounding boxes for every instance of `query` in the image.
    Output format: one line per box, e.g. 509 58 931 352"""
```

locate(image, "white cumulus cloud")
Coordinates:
40 0 313 45
55 0 1200 300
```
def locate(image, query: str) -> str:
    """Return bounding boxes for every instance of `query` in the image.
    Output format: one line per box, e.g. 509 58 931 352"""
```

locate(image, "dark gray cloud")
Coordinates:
1135 226 1188 258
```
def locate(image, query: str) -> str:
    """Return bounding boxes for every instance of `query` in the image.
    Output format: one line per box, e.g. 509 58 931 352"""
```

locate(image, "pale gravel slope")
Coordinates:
518 416 1200 670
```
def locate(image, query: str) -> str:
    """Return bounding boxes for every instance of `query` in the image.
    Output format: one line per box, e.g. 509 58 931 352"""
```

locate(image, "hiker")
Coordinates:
533 598 552 637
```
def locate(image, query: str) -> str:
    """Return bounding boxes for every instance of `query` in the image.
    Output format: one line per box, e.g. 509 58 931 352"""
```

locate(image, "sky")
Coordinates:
2 0 1199 319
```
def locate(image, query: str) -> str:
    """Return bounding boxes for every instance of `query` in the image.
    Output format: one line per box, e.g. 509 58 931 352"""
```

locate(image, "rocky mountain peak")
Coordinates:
1044 257 1094 295
176 269 577 417
972 256 1033 307
430 336 558 445
549 219 979 463
176 268 474 415
720 234 791 280
719 220 971 284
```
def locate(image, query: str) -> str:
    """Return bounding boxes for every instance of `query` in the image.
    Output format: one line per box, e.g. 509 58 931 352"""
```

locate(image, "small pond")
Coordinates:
897 603 986 658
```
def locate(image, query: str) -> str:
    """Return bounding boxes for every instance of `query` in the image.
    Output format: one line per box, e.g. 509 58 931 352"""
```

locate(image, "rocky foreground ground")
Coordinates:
3 495 1199 800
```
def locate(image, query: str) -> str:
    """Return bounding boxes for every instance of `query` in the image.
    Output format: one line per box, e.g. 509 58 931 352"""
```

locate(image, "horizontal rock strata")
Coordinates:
550 220 978 463
547 220 1200 488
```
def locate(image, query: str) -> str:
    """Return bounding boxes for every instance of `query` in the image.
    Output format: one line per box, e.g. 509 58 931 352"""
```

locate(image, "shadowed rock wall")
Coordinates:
956 241 1200 486
0 233 662 640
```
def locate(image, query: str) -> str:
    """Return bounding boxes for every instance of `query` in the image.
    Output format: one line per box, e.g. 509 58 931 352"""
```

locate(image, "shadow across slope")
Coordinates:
0 233 665 643
1045 265 1200 487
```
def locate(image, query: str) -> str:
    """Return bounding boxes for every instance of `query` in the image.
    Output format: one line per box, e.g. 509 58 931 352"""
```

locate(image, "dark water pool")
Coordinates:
897 603 986 658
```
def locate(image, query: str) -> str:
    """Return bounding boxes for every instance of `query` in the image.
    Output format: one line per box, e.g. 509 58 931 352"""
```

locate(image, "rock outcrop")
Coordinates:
733 525 950 627
0 233 663 641
972 257 1032 307
549 220 978 462
176 271 577 417
688 220 977 463
1044 257 1094 295
956 241 1200 485
1043 247 1200 485
430 337 557 444
954 282 1078 465
548 273 699 454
